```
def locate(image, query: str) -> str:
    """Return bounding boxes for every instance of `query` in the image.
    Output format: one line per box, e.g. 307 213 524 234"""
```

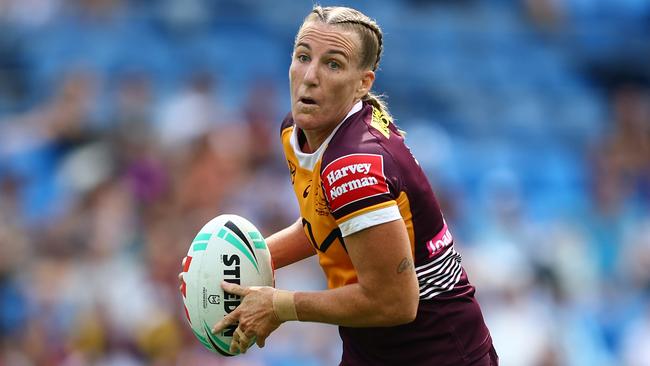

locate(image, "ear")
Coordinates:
355 70 375 100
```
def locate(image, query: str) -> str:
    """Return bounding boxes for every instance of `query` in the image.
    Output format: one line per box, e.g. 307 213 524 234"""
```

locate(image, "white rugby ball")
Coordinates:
180 214 274 356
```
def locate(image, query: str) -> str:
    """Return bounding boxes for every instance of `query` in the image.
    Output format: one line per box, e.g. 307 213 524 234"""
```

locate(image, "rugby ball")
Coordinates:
180 214 274 356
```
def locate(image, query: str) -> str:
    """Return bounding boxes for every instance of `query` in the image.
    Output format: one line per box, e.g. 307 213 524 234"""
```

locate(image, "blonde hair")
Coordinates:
297 5 392 121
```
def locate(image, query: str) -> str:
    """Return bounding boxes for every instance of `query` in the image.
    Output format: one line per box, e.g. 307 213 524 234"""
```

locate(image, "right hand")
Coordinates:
212 282 282 353
178 256 187 293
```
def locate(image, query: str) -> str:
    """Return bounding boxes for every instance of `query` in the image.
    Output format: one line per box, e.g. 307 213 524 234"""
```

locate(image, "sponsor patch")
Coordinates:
425 221 453 258
321 153 390 212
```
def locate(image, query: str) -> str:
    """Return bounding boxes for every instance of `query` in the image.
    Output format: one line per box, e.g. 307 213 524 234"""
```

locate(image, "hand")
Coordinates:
178 257 187 293
212 282 282 354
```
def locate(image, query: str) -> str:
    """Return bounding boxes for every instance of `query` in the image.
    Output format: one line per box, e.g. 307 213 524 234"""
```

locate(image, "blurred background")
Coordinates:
0 0 648 365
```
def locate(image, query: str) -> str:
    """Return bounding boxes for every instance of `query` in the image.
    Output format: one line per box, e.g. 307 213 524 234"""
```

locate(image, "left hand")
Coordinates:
212 281 282 354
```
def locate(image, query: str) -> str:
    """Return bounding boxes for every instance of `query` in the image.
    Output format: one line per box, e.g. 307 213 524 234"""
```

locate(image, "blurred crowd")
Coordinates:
0 0 649 365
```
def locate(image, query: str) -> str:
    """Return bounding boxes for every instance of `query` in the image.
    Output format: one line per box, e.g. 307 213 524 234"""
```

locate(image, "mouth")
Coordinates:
299 97 317 105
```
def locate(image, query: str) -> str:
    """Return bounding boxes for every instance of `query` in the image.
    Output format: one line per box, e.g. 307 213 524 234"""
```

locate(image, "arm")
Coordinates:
214 218 420 352
266 217 316 269
294 218 419 326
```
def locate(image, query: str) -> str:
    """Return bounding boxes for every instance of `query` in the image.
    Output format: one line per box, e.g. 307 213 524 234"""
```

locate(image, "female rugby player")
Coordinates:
203 6 497 365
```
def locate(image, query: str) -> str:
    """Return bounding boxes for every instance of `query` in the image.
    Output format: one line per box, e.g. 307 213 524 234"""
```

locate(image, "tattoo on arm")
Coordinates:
397 257 413 274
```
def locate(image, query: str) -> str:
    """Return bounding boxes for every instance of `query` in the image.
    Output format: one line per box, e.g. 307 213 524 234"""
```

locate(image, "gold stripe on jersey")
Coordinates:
334 200 398 226
396 191 416 257
282 124 358 289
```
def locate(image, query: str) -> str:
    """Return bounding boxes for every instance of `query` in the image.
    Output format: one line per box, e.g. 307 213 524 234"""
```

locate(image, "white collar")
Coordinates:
289 101 363 171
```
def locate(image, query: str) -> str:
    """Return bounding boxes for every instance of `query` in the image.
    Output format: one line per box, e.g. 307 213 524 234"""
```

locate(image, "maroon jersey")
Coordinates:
281 101 494 365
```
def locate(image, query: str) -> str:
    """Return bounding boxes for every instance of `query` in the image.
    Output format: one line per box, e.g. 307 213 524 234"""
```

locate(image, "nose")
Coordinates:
303 62 319 87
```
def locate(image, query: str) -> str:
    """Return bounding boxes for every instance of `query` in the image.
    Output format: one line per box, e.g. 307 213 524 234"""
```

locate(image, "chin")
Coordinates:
292 111 320 131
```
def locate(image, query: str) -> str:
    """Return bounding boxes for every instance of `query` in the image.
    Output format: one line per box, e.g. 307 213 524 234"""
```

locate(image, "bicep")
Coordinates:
344 218 418 301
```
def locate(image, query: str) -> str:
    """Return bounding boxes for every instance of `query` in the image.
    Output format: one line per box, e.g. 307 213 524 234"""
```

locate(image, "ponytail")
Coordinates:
363 91 392 122
363 92 405 136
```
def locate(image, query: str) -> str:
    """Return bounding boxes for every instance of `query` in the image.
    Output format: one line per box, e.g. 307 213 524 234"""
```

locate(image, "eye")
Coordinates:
327 60 341 70
297 54 310 63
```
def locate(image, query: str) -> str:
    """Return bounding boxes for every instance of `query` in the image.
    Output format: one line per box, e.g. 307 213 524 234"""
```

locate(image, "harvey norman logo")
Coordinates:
326 163 375 199
322 154 390 211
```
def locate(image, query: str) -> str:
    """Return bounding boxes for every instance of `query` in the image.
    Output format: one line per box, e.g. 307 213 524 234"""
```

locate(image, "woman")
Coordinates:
207 6 497 365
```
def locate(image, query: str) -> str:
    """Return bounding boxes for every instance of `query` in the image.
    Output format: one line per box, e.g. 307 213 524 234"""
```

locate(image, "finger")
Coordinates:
229 335 249 354
221 281 249 297
212 312 239 334
237 338 249 354
182 256 186 267
229 338 239 354
234 328 254 354
256 335 266 348
230 328 241 354
178 273 185 294
235 327 250 345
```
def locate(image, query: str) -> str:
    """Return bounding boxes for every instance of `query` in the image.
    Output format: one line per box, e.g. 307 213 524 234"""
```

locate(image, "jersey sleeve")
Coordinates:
280 112 294 135
320 147 402 237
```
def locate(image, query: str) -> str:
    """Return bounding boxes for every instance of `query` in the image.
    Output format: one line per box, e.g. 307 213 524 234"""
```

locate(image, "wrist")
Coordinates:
273 289 298 322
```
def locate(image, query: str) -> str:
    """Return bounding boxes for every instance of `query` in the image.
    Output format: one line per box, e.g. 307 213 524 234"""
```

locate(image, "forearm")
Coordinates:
266 218 316 269
287 219 419 327
294 282 415 327
218 221 419 351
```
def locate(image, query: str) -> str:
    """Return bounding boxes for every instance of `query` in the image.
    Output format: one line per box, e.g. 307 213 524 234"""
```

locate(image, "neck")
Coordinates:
299 100 363 153
302 127 334 153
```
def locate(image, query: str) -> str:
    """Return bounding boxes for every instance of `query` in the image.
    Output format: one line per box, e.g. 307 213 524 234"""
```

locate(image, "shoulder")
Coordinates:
322 103 401 172
319 103 404 218
280 112 294 135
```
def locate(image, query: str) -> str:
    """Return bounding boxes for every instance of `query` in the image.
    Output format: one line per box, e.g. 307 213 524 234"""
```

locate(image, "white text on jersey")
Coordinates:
326 163 372 185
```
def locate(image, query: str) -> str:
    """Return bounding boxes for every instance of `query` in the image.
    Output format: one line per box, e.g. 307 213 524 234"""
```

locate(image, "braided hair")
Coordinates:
298 6 392 121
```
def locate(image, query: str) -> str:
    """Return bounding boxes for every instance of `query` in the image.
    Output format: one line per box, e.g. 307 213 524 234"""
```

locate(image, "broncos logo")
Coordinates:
287 160 297 185
371 106 391 139
315 184 330 216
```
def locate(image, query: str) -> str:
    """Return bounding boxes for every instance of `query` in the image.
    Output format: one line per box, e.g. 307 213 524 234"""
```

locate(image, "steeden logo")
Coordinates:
321 153 390 212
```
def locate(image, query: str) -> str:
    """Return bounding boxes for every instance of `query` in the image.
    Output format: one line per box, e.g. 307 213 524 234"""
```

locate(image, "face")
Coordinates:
290 21 374 137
